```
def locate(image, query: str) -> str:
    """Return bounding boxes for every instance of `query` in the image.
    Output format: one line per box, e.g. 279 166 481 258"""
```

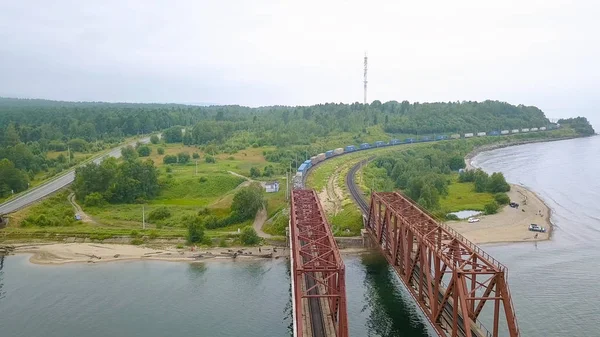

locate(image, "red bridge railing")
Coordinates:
366 192 519 337
290 189 349 337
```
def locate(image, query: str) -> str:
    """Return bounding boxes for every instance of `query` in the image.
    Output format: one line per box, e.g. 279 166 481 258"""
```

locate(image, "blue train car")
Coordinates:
489 130 500 136
421 136 431 142
303 159 312 169
360 143 371 149
405 138 415 143
374 141 386 147
325 150 334 158
345 145 356 152
297 163 307 176
435 135 448 141
390 139 401 145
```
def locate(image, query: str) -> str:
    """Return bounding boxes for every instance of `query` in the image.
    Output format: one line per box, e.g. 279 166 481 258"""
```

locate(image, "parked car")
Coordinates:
509 202 519 208
75 214 82 221
468 217 480 223
529 224 546 232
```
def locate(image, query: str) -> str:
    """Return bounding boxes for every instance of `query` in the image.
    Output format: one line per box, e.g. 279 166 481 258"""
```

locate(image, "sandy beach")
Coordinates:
449 146 554 244
6 243 289 265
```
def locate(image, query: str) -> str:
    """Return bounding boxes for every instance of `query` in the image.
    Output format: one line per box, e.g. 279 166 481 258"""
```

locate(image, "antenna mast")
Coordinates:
363 52 368 104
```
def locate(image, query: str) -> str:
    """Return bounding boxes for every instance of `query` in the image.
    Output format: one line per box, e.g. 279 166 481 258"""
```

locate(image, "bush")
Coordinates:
205 155 216 163
163 155 177 164
84 192 106 207
165 166 172 173
218 237 229 247
240 226 260 245
150 135 160 144
484 201 499 215
177 152 191 164
445 213 459 221
231 183 265 221
131 238 144 245
249 167 261 178
137 145 151 157
199 176 208 183
192 152 200 159
176 243 185 249
494 193 510 205
149 207 171 221
186 216 205 244
157 147 165 155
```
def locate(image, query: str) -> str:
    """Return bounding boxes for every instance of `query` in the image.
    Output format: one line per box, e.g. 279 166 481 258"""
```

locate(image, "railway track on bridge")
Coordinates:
344 160 520 337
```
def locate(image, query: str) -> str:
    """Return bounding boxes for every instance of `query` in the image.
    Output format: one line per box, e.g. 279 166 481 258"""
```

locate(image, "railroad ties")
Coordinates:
290 189 349 337
366 192 520 337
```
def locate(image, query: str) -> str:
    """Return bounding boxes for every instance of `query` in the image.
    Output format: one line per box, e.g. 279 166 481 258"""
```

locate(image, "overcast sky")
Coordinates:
0 0 598 128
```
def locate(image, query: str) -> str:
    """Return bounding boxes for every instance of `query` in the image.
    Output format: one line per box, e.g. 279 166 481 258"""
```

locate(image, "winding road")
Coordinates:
0 136 152 215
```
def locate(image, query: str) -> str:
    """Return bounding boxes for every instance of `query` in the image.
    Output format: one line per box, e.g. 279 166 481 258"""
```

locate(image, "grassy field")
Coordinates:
439 177 495 212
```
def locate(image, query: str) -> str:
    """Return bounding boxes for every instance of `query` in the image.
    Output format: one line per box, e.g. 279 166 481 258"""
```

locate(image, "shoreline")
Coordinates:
451 140 557 245
1 242 368 266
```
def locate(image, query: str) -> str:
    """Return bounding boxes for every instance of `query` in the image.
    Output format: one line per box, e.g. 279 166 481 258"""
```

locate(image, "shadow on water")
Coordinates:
361 253 430 337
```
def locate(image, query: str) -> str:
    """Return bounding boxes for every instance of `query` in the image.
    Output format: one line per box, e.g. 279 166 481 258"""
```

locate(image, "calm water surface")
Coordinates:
1 136 598 337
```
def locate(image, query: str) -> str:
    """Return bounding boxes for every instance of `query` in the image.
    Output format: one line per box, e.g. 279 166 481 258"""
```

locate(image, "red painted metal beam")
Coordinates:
366 192 520 337
291 189 349 337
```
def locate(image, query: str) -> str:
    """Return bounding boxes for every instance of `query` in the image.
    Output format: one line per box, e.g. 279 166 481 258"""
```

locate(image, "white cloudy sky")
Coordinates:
0 0 598 127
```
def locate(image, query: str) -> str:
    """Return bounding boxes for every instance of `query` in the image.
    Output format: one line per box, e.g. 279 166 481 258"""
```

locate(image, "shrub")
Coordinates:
192 152 200 159
445 213 459 221
249 167 261 178
130 230 140 237
150 135 160 144
176 243 185 249
218 237 228 247
148 207 171 221
165 166 172 173
84 192 106 207
186 216 205 244
131 238 144 245
148 230 159 240
494 193 510 205
197 207 210 216
484 201 499 215
205 155 215 163
199 176 208 183
157 147 165 155
177 152 191 164
240 226 260 245
163 155 177 164
137 145 151 157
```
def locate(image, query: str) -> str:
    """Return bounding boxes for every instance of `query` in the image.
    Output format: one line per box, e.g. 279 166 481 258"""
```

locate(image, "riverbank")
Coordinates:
2 242 367 265
451 140 556 244
446 184 552 244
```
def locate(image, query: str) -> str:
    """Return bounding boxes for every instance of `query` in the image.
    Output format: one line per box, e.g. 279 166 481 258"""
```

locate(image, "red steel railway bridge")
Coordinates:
289 189 520 337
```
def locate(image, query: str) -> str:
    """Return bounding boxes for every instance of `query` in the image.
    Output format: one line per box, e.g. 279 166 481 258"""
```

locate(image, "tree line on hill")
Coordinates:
1 97 595 198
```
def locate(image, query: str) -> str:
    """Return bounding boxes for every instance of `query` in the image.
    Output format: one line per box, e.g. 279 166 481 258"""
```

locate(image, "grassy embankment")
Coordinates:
2 143 289 243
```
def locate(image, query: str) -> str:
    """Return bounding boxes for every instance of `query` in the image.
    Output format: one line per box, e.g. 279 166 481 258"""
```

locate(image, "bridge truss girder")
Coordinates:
366 192 520 337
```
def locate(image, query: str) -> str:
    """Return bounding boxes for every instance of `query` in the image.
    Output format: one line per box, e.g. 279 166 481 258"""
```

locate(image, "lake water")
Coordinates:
1 136 599 337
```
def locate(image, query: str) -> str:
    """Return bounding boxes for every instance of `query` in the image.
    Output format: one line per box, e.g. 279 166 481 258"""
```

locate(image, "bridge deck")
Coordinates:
290 189 348 337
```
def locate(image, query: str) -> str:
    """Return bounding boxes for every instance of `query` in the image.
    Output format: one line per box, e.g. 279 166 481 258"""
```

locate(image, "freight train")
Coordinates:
295 125 556 178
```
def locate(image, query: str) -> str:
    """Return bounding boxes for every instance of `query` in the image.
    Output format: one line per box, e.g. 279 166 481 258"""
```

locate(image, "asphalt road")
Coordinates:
0 136 152 215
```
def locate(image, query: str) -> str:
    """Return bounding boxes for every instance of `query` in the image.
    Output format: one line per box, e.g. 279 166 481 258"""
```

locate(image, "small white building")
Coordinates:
265 181 280 193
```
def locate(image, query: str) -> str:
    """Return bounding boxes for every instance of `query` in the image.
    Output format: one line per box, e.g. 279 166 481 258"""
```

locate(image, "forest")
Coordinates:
0 97 595 200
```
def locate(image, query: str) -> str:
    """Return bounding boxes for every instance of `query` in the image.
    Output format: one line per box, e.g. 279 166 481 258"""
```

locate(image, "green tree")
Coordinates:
231 183 265 220
137 145 151 157
448 156 466 171
250 167 261 178
157 147 165 155
192 152 200 159
488 172 510 193
163 155 177 164
240 226 260 245
84 192 106 207
494 193 510 205
484 201 499 214
121 145 138 161
150 134 160 144
67 138 88 152
186 215 205 244
177 152 190 164
0 158 29 197
163 126 183 143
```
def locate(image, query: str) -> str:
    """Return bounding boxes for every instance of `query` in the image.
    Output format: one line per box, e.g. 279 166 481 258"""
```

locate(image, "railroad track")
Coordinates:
345 158 372 215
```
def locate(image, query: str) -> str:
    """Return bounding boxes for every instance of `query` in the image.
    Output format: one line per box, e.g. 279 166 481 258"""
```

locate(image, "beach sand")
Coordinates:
446 184 552 244
449 148 553 244
9 243 289 265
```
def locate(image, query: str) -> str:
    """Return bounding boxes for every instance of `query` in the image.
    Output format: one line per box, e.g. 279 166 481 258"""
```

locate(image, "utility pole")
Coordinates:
364 52 368 105
195 160 198 176
142 205 146 230
286 171 289 201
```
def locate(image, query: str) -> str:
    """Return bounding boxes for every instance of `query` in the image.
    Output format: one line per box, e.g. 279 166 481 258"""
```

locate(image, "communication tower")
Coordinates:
363 53 368 104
